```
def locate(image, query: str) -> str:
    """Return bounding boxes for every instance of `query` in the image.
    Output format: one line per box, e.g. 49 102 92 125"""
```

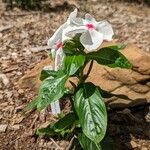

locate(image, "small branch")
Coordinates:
50 138 62 150
29 114 38 129
0 25 13 32
69 96 74 111
66 136 75 150
29 46 51 52
3 12 39 17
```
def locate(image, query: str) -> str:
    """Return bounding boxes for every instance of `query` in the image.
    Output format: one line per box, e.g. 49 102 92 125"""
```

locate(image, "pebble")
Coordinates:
10 124 20 130
130 141 138 148
18 89 24 94
0 74 9 86
0 93 4 100
11 52 18 59
5 91 13 98
0 33 3 38
141 146 148 150
145 107 150 122
0 124 8 132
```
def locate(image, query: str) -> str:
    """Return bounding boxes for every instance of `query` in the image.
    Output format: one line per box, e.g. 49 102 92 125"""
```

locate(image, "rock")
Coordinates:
18 58 52 92
18 42 150 109
141 146 148 150
145 106 150 122
10 124 20 130
130 141 138 149
0 124 8 132
18 89 24 95
0 73 9 86
5 90 13 99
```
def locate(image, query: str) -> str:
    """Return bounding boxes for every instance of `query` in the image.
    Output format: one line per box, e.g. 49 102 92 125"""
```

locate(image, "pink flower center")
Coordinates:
86 23 95 30
56 41 63 49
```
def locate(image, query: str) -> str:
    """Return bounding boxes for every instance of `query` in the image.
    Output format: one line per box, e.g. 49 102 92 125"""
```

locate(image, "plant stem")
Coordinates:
86 60 94 79
82 60 94 82
69 96 74 111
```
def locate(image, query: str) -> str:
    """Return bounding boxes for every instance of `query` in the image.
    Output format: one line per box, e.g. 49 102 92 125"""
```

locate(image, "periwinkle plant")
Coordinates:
24 9 132 149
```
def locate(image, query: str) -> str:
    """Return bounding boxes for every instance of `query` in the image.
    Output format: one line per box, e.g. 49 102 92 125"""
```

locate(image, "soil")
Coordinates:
0 0 150 149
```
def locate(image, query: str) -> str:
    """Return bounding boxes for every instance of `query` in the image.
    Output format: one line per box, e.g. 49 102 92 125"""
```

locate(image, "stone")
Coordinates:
18 42 150 109
145 106 150 122
130 141 138 149
0 124 8 132
10 124 20 130
141 146 148 150
0 73 9 86
18 58 52 92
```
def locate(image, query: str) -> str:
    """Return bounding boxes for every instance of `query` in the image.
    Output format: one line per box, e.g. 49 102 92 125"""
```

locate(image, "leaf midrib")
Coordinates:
88 53 117 64
83 84 96 136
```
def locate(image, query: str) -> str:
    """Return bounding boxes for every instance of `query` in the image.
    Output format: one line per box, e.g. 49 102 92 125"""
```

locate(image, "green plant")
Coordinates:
24 9 132 149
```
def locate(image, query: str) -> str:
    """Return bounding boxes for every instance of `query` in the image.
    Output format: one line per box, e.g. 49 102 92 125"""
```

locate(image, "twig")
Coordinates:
29 46 51 52
3 12 39 17
0 25 13 32
29 114 39 129
66 136 75 150
50 138 62 150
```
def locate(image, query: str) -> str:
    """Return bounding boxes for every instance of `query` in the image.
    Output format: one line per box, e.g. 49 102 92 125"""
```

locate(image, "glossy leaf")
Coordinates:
52 112 76 132
36 124 56 136
63 34 85 55
103 44 126 51
63 54 85 76
37 73 68 110
40 69 57 81
74 82 107 143
36 112 76 137
78 133 101 150
25 73 68 111
87 47 132 69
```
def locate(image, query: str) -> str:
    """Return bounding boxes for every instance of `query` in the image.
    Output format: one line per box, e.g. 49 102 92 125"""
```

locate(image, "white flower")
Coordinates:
64 13 114 51
47 9 78 70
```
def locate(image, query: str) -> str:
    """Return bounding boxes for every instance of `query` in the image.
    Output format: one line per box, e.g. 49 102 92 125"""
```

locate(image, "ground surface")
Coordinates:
0 0 150 149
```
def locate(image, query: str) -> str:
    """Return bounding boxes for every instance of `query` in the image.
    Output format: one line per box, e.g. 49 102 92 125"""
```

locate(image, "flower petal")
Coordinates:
54 48 64 71
97 21 114 41
63 25 86 38
68 8 84 26
51 49 56 59
85 13 97 24
47 23 67 48
69 8 78 19
80 30 103 51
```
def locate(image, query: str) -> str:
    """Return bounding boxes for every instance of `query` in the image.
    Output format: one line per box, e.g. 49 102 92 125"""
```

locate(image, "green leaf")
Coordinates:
74 82 107 143
36 124 56 136
23 97 39 112
40 69 57 81
87 47 132 69
63 34 85 55
63 54 85 76
37 112 76 137
52 112 76 132
103 44 126 51
37 74 68 110
25 73 68 111
78 133 101 150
